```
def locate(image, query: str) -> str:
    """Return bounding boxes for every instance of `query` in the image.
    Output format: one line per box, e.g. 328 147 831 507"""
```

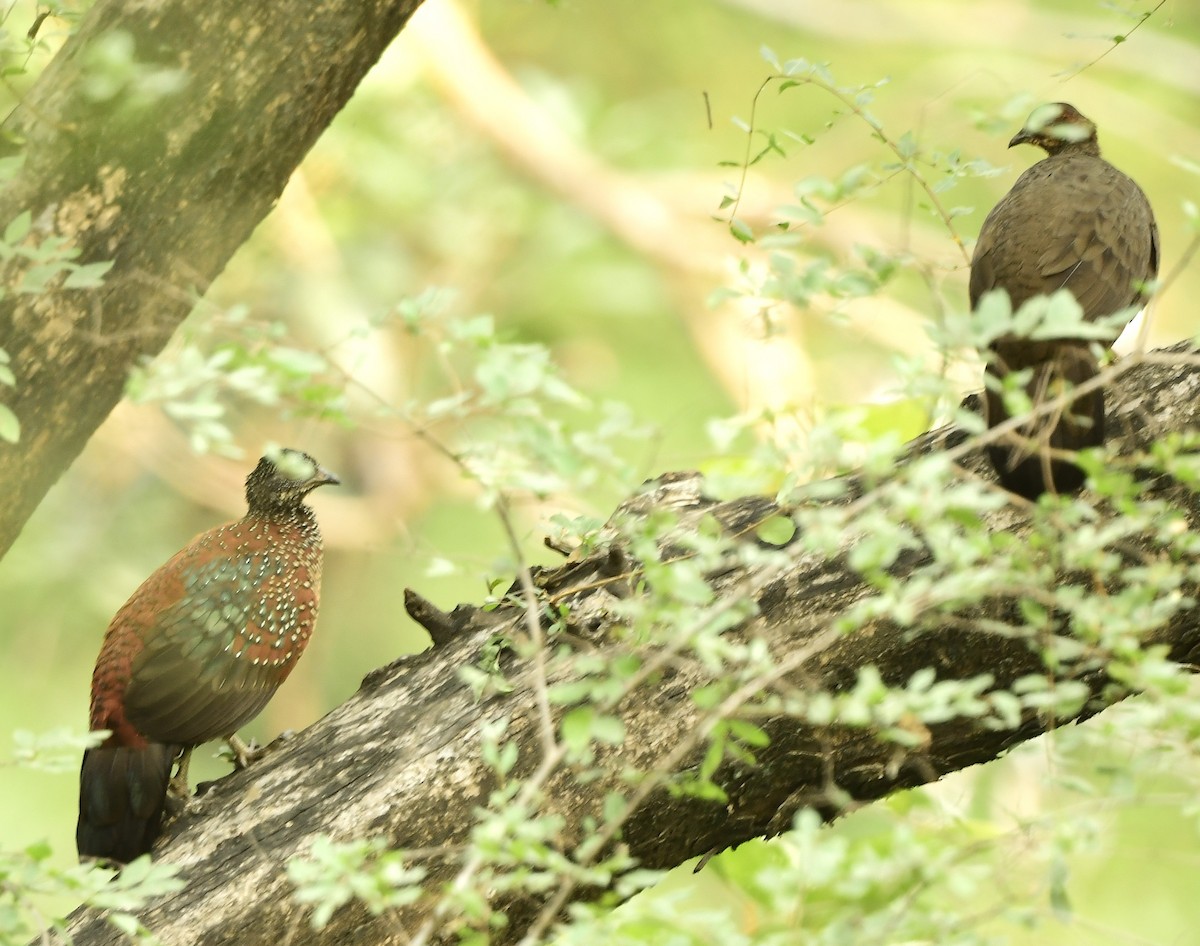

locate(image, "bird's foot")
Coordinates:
162 750 192 825
167 748 193 801
226 734 264 770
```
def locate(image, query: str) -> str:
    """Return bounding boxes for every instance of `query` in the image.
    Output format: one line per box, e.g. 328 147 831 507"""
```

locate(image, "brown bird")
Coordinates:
969 102 1159 498
76 449 338 864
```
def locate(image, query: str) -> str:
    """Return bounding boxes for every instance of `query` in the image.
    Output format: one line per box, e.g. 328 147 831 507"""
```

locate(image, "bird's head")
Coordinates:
1008 102 1099 156
245 447 340 514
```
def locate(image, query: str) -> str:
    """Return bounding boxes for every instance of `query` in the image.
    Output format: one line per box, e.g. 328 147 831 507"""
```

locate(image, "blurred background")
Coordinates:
2 0 1199 941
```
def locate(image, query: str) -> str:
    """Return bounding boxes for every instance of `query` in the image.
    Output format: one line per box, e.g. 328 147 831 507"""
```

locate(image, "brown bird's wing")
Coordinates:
122 549 318 746
970 153 1157 334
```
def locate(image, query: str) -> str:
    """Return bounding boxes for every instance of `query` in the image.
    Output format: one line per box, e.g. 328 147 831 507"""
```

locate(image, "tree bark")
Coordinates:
50 348 1200 945
0 0 426 557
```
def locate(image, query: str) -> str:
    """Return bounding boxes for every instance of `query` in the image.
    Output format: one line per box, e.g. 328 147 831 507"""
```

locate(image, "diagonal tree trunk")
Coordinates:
0 0 426 558
50 350 1200 945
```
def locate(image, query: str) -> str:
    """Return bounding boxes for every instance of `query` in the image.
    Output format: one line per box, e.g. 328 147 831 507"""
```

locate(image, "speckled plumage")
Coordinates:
970 103 1159 498
77 450 338 864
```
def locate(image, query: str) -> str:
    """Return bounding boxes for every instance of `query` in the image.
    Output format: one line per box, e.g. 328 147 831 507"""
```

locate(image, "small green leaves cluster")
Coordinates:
7 728 104 774
0 3 83 87
127 304 349 455
460 633 518 702
0 734 183 946
0 204 115 443
399 299 652 507
718 48 1005 256
134 293 652 507
555 802 1088 946
0 210 113 301
287 836 425 932
970 288 1134 347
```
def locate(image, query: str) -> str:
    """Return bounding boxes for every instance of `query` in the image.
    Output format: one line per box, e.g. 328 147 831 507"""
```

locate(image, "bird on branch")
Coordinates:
76 448 339 865
969 102 1159 499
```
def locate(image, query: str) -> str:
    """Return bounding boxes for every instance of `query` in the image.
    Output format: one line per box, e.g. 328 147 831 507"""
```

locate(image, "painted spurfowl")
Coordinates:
76 448 339 864
970 102 1159 499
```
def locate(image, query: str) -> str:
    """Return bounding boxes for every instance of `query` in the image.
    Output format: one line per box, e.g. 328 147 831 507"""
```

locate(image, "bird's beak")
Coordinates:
1008 130 1032 148
310 466 340 488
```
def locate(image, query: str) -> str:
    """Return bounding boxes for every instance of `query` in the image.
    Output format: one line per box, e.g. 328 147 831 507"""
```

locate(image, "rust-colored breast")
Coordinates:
89 509 324 748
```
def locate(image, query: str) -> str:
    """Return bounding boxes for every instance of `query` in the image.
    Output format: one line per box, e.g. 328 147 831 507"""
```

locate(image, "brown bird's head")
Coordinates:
1008 102 1100 157
245 448 339 515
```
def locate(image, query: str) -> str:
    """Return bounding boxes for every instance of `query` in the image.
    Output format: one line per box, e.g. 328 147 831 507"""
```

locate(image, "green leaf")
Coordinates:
4 210 31 245
1049 855 1072 919
728 218 754 244
63 259 115 289
0 155 24 183
691 684 725 710
727 719 770 748
561 706 596 755
18 262 66 294
0 404 19 443
547 679 595 706
107 914 141 936
755 514 796 546
268 346 328 375
699 725 726 779
591 713 626 746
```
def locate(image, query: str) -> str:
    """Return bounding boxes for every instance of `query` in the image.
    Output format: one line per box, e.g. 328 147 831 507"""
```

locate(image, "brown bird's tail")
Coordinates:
984 344 1104 499
76 743 177 864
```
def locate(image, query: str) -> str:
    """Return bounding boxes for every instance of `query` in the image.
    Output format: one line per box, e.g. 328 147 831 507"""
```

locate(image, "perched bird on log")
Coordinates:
76 449 339 864
969 102 1158 498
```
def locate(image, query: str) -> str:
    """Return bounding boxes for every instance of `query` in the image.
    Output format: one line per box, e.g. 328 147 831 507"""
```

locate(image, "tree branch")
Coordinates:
52 346 1200 945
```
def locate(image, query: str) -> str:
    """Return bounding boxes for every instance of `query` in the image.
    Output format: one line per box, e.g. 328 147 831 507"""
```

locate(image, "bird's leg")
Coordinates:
167 748 193 801
227 733 264 769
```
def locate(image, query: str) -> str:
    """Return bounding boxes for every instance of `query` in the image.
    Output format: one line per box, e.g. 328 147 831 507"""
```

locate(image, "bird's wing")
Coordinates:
122 547 318 746
971 156 1156 326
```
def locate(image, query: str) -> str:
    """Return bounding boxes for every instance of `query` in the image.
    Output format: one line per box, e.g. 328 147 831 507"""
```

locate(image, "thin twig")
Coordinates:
496 496 559 762
1057 0 1167 81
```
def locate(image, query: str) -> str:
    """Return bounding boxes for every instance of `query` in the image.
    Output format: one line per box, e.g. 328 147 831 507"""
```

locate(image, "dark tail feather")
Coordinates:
77 743 177 864
984 348 1104 500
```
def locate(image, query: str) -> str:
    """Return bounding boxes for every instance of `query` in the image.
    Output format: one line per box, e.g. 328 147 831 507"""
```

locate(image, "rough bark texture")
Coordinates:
51 348 1200 945
0 0 426 558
